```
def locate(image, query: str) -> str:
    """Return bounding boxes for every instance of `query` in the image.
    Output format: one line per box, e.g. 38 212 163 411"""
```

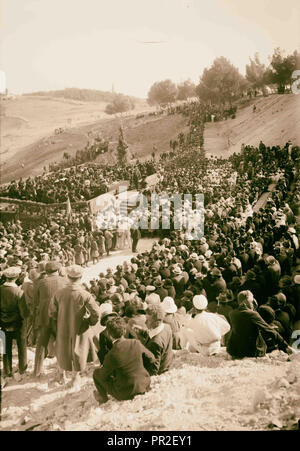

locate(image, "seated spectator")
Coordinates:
161 297 182 349
141 304 174 375
227 290 292 359
183 295 230 356
97 307 119 365
93 317 155 404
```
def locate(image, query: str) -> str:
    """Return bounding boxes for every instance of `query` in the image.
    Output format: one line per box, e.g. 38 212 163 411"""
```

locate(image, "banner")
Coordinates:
89 192 116 215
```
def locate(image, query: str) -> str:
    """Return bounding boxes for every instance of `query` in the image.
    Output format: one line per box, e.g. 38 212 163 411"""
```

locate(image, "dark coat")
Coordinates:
33 274 67 331
98 328 113 364
96 338 155 400
0 283 28 330
144 323 173 375
227 308 288 358
172 275 186 298
50 282 100 371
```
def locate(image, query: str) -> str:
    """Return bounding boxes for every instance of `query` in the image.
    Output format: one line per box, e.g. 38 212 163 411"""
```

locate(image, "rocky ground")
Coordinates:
1 348 299 431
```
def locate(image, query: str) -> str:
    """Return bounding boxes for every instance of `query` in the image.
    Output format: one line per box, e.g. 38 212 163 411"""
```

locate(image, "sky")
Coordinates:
1 0 299 98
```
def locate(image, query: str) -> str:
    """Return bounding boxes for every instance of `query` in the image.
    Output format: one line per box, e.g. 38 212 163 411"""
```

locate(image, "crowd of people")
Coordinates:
0 160 156 204
1 99 300 406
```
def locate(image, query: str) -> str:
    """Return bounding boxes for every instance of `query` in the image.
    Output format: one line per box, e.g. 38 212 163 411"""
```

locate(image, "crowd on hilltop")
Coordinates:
1 99 300 404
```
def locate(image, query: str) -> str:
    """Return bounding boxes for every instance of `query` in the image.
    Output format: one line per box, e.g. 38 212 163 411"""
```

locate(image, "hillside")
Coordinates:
1 93 299 184
23 88 140 104
0 105 189 182
204 94 300 157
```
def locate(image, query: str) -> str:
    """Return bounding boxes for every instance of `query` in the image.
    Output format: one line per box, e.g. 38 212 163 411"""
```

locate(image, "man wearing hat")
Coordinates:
98 305 119 364
145 287 160 306
154 278 168 301
172 266 185 298
0 266 29 377
183 295 230 356
161 297 182 349
49 265 100 387
33 261 67 377
131 226 141 254
266 255 281 296
207 268 227 303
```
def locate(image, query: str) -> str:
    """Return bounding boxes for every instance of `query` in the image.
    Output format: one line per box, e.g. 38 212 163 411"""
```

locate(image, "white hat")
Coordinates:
193 295 208 310
173 266 182 275
99 302 113 317
288 227 296 234
146 285 156 292
190 253 198 260
145 293 161 305
161 297 177 314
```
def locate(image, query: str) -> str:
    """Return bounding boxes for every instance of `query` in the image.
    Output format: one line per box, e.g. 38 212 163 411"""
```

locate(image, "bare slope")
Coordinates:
204 94 300 157
0 108 188 182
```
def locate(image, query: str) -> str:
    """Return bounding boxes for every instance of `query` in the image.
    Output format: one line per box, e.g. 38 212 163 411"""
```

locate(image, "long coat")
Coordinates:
33 274 67 331
74 244 85 265
50 282 100 371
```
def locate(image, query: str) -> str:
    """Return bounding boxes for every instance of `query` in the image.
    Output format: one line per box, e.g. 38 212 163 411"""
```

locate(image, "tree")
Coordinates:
105 94 135 115
246 53 267 92
265 48 300 93
176 80 196 100
196 57 246 105
147 79 177 106
117 126 128 166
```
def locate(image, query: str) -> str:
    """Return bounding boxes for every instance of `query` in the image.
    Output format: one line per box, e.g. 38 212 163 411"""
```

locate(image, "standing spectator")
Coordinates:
104 229 113 256
0 267 29 378
49 265 100 388
33 261 67 377
131 227 141 253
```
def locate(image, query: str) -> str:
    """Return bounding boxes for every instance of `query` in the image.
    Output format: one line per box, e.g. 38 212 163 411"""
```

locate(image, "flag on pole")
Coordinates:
66 195 72 223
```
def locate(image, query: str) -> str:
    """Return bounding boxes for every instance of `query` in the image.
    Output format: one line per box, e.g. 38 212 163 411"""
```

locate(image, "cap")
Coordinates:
67 265 83 279
3 266 21 279
45 261 61 273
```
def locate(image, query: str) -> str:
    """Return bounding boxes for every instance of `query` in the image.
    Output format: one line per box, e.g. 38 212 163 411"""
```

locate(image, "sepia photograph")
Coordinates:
0 0 300 435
